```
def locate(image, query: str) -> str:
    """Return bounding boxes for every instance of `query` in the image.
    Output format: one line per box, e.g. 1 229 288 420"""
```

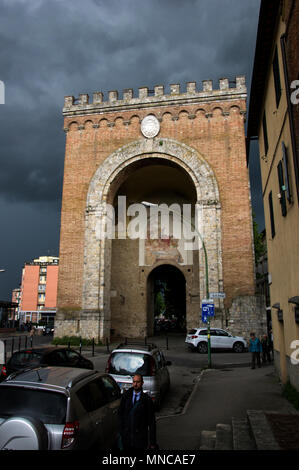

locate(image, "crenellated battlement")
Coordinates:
63 76 246 116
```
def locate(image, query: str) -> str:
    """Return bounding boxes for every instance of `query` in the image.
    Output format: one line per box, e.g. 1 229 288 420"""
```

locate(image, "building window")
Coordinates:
282 142 291 202
273 46 281 108
263 112 269 155
277 161 287 216
268 191 275 238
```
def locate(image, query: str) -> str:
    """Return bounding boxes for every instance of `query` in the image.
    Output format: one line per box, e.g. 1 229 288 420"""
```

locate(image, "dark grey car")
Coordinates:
0 367 121 450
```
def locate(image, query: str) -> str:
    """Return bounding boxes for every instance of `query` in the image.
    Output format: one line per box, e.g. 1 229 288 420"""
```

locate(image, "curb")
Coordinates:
156 370 204 422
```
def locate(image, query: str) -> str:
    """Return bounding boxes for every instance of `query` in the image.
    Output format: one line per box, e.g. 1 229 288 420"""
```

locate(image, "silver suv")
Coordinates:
105 342 171 409
0 367 121 450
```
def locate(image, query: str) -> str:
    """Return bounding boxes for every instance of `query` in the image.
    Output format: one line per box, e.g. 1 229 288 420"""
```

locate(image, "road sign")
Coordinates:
210 292 226 299
201 300 215 318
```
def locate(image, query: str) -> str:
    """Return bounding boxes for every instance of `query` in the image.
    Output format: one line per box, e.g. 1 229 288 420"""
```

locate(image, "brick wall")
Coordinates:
57 78 257 339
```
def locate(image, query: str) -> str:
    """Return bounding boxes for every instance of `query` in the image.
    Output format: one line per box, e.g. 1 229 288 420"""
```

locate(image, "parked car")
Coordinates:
185 328 247 353
0 347 93 381
0 367 121 450
105 341 171 409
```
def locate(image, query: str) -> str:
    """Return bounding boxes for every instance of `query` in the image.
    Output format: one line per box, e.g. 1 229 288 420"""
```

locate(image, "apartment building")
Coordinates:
19 256 59 325
247 0 299 390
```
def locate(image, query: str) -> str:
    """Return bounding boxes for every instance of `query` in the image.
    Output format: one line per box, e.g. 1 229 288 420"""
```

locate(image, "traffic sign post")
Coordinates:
201 299 214 368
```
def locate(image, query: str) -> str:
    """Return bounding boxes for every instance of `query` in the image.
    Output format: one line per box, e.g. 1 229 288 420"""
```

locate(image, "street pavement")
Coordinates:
1 330 298 451
156 365 298 450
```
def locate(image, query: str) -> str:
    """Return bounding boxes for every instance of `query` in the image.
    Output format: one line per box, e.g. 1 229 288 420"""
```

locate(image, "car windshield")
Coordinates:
109 352 151 376
0 386 67 424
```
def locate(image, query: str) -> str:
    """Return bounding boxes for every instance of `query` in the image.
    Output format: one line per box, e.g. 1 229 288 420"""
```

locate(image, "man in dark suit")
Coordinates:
118 374 157 450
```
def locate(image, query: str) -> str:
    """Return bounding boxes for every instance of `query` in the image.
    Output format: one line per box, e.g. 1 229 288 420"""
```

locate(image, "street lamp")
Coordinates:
141 201 212 368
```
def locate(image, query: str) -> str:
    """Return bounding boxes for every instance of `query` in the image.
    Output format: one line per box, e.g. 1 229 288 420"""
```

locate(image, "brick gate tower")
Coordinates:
56 77 266 342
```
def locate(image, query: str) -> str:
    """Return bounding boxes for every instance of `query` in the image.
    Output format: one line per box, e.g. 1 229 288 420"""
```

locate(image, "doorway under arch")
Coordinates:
147 264 186 336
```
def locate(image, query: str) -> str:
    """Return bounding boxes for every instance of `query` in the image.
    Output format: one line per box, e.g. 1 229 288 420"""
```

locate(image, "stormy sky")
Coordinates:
0 0 263 301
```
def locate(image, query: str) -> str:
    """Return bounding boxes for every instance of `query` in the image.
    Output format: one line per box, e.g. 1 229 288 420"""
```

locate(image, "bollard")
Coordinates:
18 336 21 352
166 334 169 350
106 337 110 353
79 337 82 355
92 338 95 357
25 336 27 349
11 337 14 356
30 336 33 348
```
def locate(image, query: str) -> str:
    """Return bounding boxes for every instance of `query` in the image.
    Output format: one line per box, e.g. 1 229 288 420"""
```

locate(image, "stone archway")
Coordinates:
83 138 222 340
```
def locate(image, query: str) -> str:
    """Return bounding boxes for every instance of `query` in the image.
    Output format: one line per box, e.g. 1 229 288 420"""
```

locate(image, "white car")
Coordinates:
185 328 247 353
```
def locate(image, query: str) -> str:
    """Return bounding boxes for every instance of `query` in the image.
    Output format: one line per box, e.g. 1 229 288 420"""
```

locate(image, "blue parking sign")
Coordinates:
201 300 215 320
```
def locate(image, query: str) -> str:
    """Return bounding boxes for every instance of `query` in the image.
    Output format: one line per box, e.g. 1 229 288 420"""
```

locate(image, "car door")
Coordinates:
216 329 232 349
209 329 220 348
99 375 121 447
75 378 110 449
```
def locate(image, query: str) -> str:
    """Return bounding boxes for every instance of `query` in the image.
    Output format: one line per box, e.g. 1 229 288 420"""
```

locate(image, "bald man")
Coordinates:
118 374 157 450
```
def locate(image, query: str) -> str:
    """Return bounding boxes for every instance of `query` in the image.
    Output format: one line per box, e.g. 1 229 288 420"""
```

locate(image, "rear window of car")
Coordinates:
108 352 151 376
0 386 67 424
8 351 43 368
188 329 198 335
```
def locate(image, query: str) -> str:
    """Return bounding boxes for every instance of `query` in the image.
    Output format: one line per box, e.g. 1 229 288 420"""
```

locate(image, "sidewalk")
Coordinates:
156 365 299 450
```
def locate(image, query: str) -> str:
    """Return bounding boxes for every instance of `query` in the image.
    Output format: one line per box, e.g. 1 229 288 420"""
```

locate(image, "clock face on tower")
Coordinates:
140 115 160 138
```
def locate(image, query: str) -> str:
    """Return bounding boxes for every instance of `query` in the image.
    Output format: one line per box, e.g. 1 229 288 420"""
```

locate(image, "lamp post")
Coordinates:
141 202 212 368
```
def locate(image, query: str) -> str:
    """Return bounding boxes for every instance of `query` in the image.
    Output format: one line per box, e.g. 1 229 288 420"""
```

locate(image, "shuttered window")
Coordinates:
263 112 269 155
268 191 275 238
282 142 291 202
273 46 282 108
277 161 287 217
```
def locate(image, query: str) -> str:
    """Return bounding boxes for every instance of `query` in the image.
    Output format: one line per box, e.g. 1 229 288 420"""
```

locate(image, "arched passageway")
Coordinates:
147 264 186 335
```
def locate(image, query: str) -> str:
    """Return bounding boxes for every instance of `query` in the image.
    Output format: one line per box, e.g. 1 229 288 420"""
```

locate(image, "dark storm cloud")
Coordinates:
0 0 262 299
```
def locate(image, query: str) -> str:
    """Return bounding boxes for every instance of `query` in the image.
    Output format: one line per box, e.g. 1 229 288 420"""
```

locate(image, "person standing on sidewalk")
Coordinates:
118 373 157 451
248 332 262 369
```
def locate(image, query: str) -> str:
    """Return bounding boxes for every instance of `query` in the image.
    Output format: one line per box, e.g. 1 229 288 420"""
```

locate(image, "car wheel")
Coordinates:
0 416 48 450
233 342 244 353
197 342 208 354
